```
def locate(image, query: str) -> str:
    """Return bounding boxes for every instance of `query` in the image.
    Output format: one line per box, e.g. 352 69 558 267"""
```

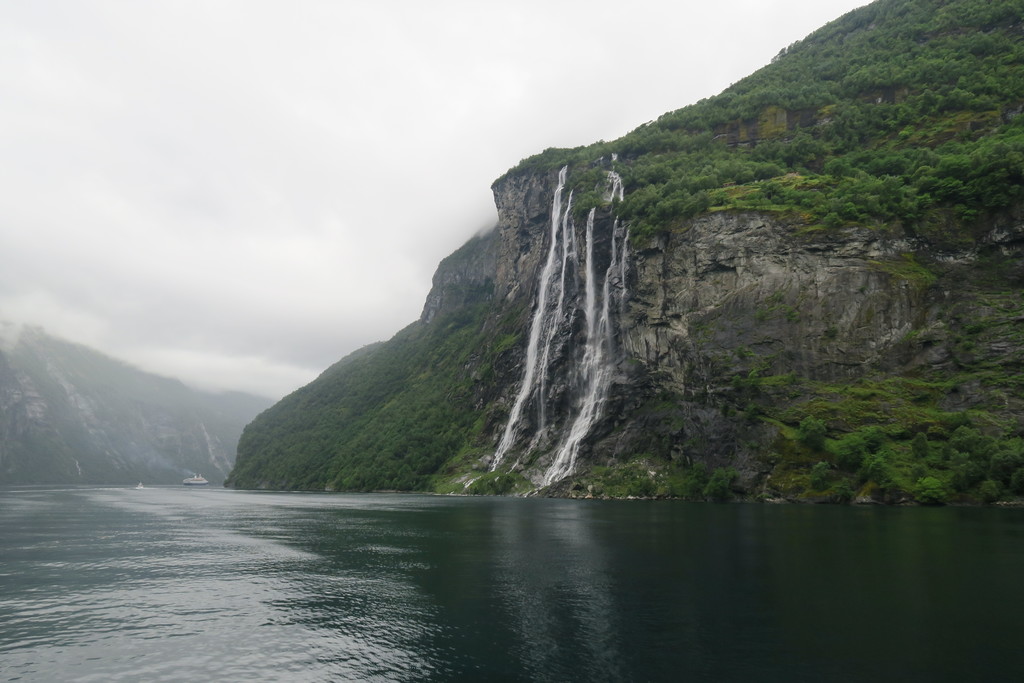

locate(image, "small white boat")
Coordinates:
134 482 145 489
182 474 209 486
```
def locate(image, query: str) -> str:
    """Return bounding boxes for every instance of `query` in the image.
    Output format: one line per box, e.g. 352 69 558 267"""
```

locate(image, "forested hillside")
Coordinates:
226 233 501 491
519 0 1024 236
229 0 1024 504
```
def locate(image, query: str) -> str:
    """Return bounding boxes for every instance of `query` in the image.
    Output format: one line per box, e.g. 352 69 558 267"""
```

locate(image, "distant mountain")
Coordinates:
0 325 271 485
229 0 1024 504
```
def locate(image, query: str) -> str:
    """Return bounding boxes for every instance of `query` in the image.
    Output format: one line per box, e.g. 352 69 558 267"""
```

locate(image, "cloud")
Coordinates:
0 0 867 399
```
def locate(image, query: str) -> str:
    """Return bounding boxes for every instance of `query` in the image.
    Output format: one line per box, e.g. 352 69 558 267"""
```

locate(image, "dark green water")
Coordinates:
1 487 1022 681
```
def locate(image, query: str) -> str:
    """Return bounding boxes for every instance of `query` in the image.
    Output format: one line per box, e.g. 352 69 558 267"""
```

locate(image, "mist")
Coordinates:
0 0 868 399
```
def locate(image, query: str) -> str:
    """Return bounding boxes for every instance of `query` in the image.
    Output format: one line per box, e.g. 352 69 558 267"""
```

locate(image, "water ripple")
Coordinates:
4 487 1024 680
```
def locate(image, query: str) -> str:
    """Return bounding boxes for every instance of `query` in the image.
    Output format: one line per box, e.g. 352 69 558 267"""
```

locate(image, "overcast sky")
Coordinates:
1 0 868 400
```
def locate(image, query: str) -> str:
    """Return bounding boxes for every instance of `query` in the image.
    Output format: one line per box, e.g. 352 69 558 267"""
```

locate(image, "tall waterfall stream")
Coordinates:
492 166 628 486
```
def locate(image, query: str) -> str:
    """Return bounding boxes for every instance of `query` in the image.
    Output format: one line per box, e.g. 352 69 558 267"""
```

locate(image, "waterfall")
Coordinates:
492 167 569 468
605 171 624 203
537 190 575 432
542 210 627 486
492 165 629 485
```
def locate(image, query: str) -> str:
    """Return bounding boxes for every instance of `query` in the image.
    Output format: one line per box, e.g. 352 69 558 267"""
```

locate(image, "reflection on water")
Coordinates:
489 501 622 681
2 487 1024 681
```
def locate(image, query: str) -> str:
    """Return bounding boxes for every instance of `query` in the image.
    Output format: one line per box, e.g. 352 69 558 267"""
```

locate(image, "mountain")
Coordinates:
228 0 1024 504
0 325 272 485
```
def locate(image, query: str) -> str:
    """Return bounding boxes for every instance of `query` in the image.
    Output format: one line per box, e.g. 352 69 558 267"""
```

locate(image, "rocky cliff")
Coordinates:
0 325 271 485
477 164 1024 499
229 0 1024 503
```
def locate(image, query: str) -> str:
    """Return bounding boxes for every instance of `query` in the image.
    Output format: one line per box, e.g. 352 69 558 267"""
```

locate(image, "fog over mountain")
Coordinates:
0 324 271 485
0 0 866 399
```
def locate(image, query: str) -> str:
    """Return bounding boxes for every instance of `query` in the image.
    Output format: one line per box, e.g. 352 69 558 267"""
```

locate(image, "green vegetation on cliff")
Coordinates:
227 311 485 491
512 0 1024 239
226 235 505 491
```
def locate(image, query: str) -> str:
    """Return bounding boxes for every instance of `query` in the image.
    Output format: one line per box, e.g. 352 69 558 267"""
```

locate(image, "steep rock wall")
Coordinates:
627 214 930 384
420 229 499 324
484 167 1024 493
491 170 563 306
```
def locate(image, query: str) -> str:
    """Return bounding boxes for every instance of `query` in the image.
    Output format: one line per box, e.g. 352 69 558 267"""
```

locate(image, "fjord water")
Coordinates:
2 489 1022 682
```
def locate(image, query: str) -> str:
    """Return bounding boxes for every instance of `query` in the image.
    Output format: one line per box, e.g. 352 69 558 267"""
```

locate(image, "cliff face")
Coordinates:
420 229 498 324
0 326 271 485
480 169 1024 497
